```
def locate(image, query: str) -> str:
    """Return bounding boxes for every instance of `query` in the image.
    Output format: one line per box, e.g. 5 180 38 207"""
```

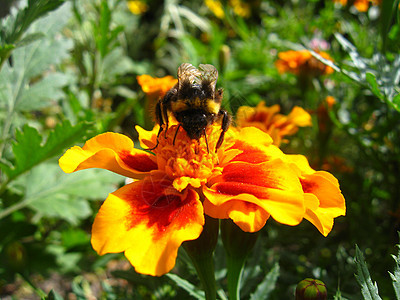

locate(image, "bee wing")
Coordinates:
199 64 218 91
177 63 201 88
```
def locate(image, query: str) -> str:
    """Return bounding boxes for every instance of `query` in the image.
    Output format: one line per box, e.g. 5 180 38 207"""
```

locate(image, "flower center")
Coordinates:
154 124 223 191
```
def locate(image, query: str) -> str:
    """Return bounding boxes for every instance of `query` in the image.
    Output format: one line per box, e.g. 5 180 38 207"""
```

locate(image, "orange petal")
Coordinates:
301 171 346 236
228 127 285 164
286 154 316 175
204 196 270 232
203 159 305 231
59 132 157 179
136 125 159 150
288 106 312 127
91 172 204 276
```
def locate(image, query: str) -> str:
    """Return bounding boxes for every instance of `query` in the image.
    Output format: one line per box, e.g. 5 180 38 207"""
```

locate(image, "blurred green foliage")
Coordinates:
0 0 399 299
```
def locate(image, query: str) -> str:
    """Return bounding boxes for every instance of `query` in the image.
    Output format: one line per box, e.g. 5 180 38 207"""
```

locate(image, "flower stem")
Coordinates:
183 216 219 300
226 252 246 300
221 220 260 300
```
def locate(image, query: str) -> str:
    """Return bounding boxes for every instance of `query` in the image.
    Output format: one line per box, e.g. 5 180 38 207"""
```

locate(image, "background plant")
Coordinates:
0 0 399 299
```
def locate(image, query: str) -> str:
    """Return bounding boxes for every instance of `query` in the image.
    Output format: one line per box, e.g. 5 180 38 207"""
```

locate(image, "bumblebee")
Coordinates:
150 63 231 152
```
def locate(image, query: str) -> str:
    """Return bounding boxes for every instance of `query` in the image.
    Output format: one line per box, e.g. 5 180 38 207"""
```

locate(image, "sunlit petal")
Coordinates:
91 172 204 276
203 159 305 231
59 132 157 179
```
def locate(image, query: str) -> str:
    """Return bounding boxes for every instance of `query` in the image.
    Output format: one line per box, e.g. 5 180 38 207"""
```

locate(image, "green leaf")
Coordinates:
380 0 397 53
365 72 384 100
354 246 383 300
393 93 400 107
60 228 90 250
0 43 15 56
16 72 69 111
14 32 45 48
19 162 123 224
0 120 94 181
0 0 66 45
389 235 400 299
166 273 205 300
0 0 66 68
0 3 72 146
97 0 112 58
45 289 64 300
249 262 280 300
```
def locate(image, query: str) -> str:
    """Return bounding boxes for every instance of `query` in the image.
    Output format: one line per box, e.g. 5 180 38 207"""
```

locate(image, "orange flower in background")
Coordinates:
275 50 334 76
333 0 381 12
59 122 345 275
315 96 336 133
236 101 312 146
137 75 178 100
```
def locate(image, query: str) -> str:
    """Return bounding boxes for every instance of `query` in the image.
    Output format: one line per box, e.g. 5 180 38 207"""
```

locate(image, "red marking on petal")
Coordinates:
221 163 286 189
230 140 270 164
119 150 158 172
122 179 199 238
216 182 269 199
301 178 318 193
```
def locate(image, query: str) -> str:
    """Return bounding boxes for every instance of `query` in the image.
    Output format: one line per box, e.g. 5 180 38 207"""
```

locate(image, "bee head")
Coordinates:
180 110 211 140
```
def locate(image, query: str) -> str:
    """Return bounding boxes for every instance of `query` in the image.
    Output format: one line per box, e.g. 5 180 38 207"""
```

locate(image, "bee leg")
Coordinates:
160 97 170 140
203 128 210 153
172 124 181 145
216 109 231 152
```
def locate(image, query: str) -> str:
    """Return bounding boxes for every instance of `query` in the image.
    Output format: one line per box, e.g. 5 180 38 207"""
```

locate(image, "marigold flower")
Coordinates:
229 0 251 18
137 74 178 100
314 96 336 134
333 0 381 12
236 101 312 146
205 0 225 19
127 0 148 15
59 122 345 275
275 50 334 76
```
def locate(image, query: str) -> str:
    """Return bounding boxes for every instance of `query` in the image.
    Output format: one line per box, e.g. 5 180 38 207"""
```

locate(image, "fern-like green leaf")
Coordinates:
354 246 383 300
390 237 400 299
166 273 205 300
0 120 93 181
250 262 280 300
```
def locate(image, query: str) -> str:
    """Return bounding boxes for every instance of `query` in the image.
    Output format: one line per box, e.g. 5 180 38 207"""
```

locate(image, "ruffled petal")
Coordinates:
203 159 305 231
301 171 346 236
135 125 159 150
59 132 157 178
227 127 285 164
204 195 270 232
286 154 316 175
91 171 204 276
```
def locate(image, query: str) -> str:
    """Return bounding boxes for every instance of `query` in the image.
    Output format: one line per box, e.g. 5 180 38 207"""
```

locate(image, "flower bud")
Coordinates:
295 278 327 300
5 241 26 270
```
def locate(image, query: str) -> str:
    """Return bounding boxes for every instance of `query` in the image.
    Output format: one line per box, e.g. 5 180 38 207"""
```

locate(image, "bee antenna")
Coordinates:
173 124 181 146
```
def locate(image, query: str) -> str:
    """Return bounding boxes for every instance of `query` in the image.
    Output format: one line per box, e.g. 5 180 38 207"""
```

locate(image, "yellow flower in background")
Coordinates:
205 0 252 19
236 101 312 146
137 75 178 100
275 50 334 76
205 0 225 19
127 0 148 15
229 0 251 18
